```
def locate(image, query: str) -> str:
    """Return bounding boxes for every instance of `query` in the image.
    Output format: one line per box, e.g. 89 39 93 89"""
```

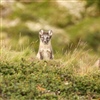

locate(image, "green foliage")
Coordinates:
0 59 100 100
1 1 100 54
85 31 100 51
86 0 100 10
67 17 100 53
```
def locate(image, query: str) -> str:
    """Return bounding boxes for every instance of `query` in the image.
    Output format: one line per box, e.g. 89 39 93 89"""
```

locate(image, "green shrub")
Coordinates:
0 59 100 100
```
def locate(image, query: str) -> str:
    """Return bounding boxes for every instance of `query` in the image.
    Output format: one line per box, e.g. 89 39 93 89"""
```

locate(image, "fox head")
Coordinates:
39 29 53 44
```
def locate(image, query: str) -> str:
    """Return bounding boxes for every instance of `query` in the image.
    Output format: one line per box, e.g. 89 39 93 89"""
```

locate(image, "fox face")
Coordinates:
39 29 53 44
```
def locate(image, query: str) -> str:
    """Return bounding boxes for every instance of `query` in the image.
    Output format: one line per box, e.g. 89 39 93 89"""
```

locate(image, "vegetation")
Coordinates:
0 0 100 99
0 46 100 100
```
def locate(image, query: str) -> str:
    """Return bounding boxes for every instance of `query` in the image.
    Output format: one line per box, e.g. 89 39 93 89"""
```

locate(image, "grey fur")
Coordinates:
37 29 54 60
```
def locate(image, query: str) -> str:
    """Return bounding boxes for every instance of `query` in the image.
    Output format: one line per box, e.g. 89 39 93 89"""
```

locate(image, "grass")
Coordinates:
66 17 100 39
1 1 100 54
0 43 100 100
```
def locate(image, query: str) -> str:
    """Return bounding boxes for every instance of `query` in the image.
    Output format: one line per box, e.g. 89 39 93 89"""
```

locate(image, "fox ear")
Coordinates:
48 30 53 36
39 29 44 35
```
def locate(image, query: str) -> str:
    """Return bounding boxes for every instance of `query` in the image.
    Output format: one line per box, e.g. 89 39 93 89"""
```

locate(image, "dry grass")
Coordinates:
0 40 99 77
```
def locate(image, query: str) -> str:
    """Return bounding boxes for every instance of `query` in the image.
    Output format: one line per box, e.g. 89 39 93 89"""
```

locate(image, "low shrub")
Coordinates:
0 59 100 100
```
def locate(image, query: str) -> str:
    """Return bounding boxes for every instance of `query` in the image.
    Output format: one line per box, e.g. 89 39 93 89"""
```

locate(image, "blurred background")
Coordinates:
1 0 100 57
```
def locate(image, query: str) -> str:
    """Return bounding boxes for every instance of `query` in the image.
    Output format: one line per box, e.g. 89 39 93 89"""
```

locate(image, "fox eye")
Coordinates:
47 37 50 39
41 36 44 38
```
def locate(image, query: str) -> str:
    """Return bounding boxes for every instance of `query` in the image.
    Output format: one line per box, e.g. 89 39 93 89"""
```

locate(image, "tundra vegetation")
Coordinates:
0 0 100 100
